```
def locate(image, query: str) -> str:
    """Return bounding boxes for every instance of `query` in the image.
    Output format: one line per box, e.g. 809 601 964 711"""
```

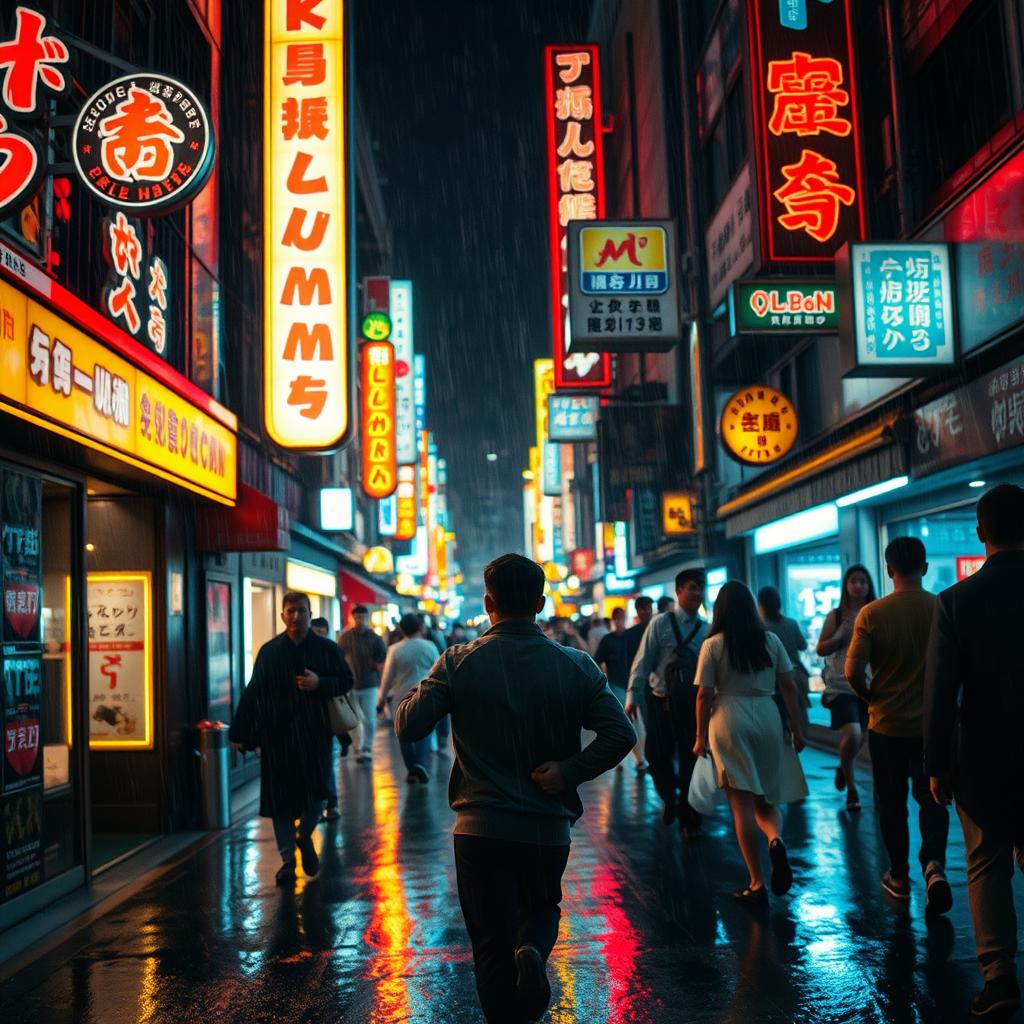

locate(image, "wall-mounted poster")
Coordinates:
206 581 232 720
88 572 153 749
2 470 42 646
2 788 43 902
2 654 42 796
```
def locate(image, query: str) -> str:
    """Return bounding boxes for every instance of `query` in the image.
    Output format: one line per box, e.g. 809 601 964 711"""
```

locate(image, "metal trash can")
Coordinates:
195 720 231 829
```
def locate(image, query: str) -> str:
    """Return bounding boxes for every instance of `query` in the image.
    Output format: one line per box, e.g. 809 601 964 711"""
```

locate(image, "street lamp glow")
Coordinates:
486 452 498 462
835 476 910 507
968 479 986 488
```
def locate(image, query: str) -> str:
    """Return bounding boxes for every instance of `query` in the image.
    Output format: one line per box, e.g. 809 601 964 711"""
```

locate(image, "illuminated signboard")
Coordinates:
838 242 956 376
413 353 426 432
389 280 418 465
73 73 215 215
361 340 397 499
0 278 236 504
547 393 598 442
534 358 555 452
747 0 866 262
956 556 985 581
729 279 838 334
543 45 611 390
662 492 696 535
395 464 417 541
567 221 681 351
360 310 391 341
542 442 562 497
378 493 397 537
264 0 350 451
363 546 394 575
720 385 798 465
319 486 353 532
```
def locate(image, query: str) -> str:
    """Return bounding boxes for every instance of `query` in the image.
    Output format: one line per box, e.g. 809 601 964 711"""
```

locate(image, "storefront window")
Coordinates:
243 579 281 691
206 581 232 723
885 507 985 594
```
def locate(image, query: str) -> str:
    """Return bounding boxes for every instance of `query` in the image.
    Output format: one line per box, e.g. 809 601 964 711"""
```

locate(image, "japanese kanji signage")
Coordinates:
543 44 611 390
729 279 838 334
395 464 417 542
748 0 865 262
2 469 41 646
73 72 215 214
911 356 1024 478
2 654 42 796
389 280 418 466
0 277 237 505
567 220 681 351
361 340 397 499
547 393 598 442
88 572 152 749
719 385 798 465
265 0 351 452
662 491 696 536
838 242 956 376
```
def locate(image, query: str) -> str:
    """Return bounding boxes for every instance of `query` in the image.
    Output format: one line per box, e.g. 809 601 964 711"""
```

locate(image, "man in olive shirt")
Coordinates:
845 536 951 913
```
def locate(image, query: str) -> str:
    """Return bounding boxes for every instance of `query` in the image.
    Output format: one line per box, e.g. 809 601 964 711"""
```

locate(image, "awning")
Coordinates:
339 569 391 609
195 483 290 552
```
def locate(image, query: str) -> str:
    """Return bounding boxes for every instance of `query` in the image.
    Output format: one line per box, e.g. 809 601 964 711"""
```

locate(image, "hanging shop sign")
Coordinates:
719 385 798 465
542 442 562 497
319 486 353 532
360 340 397 499
87 572 153 750
566 220 681 351
911 355 1024 477
838 242 956 376
747 0 866 262
547 393 598 442
706 165 756 309
2 469 41 647
729 279 838 334
662 491 696 536
543 45 611 390
534 358 555 452
360 310 391 342
0 278 237 505
389 281 418 465
264 0 351 452
378 493 397 537
413 353 426 433
73 72 215 214
569 547 595 580
395 464 418 542
363 546 394 575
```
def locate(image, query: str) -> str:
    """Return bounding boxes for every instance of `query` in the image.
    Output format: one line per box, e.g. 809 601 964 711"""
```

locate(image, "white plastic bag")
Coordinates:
687 753 723 816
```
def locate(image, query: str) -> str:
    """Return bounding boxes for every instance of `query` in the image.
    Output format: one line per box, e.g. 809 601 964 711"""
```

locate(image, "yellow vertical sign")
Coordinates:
533 358 555 452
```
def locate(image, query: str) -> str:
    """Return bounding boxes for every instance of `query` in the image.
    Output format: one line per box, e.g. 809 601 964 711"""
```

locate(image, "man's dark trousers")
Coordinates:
869 731 949 878
454 835 570 1024
645 682 701 827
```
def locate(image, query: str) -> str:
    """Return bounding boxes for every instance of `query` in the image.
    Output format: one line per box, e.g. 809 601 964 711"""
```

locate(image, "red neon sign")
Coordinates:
544 45 611 390
361 341 397 499
748 1 866 262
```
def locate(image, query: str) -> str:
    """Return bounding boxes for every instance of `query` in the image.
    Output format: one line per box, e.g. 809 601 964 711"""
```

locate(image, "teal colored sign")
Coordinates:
547 394 599 442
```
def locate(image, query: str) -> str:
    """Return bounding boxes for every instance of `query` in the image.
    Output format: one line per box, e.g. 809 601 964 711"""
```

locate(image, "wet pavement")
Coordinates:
2 727 1022 1024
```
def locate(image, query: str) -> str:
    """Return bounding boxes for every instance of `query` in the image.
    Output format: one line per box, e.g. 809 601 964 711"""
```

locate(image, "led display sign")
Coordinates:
720 385 798 465
360 340 396 499
264 0 351 451
543 45 611 390
747 0 866 262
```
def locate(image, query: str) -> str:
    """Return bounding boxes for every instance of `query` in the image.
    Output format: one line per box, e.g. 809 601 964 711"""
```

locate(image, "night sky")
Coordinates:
355 1 592 601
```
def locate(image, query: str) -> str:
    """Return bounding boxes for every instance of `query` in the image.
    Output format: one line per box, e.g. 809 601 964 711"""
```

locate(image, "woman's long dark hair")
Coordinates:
837 564 877 623
708 581 772 673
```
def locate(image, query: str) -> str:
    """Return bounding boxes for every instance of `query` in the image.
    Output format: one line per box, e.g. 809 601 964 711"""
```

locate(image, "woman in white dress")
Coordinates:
693 582 809 905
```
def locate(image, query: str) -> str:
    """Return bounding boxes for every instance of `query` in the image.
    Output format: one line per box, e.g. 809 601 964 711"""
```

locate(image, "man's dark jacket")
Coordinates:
924 549 1024 843
230 631 353 818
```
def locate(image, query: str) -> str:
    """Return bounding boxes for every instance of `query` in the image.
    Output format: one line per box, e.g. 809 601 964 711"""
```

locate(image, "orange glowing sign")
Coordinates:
544 45 611 390
748 0 865 262
719 385 798 465
264 0 350 451
361 340 396 499
395 464 417 541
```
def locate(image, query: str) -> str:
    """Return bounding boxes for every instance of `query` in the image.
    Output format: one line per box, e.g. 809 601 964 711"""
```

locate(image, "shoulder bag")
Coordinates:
326 688 361 735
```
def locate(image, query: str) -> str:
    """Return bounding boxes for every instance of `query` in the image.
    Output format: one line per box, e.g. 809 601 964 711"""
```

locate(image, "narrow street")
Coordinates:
2 732 1018 1024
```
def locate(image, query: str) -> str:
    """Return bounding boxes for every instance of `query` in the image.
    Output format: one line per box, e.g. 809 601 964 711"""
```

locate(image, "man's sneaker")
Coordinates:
514 944 552 1021
322 806 340 822
275 859 296 886
971 975 1021 1017
881 871 911 900
296 835 319 878
412 764 430 783
924 861 953 917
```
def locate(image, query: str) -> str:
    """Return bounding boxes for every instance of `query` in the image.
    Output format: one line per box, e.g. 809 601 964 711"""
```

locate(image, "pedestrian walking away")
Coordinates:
379 613 443 783
595 607 646 771
338 604 388 767
757 585 811 736
394 553 635 1024
816 565 877 811
845 536 951 914
625 569 707 835
694 581 807 905
925 483 1024 1018
229 591 355 886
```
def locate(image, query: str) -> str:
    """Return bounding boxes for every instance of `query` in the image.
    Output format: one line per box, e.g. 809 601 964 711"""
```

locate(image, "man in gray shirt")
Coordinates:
625 569 708 835
395 553 635 1024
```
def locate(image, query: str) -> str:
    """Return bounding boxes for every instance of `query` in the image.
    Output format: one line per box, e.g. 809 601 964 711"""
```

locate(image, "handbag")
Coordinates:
687 752 723 817
326 689 361 735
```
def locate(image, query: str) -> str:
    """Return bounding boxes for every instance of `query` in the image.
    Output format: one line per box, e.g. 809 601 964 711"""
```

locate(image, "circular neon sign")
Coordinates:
719 385 798 466
361 311 392 341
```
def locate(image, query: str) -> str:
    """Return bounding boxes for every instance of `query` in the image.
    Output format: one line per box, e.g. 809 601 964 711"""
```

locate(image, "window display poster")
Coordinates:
2 654 42 796
206 581 232 718
88 573 152 749
2 788 43 902
2 470 42 646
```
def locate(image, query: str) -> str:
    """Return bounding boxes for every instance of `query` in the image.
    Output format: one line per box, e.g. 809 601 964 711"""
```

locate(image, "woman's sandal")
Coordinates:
733 885 769 906
846 788 862 812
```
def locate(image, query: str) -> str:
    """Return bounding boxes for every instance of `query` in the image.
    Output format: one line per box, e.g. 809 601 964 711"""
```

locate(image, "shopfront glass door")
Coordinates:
885 506 986 593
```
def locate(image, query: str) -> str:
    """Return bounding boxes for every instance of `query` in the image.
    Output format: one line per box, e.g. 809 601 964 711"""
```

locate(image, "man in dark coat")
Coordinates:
230 591 354 885
925 484 1024 1018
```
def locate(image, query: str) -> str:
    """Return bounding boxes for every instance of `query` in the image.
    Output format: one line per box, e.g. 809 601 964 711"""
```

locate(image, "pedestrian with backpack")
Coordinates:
625 569 708 835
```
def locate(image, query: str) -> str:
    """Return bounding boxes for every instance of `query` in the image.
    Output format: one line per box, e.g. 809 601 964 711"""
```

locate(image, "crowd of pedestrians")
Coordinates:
228 483 1024 1022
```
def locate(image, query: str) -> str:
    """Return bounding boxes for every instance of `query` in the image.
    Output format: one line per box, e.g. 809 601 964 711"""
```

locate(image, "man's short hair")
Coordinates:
611 607 626 620
675 568 706 590
977 483 1024 547
484 553 546 617
634 596 653 611
656 596 675 612
352 604 369 615
885 535 927 575
399 613 422 637
310 616 329 630
282 591 311 610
